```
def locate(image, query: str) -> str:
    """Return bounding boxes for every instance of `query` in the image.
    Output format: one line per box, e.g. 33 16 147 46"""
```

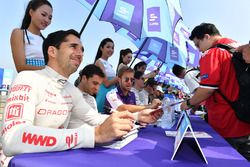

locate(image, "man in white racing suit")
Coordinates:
1 30 139 166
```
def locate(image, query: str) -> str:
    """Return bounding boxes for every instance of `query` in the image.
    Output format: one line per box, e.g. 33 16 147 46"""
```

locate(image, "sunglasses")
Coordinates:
123 77 135 83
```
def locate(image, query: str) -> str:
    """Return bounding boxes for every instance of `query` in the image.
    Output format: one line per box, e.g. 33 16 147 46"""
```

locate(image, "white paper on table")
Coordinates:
100 126 139 149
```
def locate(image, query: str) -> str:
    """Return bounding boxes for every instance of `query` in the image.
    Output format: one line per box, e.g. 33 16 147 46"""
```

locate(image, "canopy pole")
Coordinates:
79 0 100 36
129 37 148 68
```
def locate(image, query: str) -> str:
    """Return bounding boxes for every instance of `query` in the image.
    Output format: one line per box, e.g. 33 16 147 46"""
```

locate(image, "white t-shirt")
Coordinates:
184 68 200 94
139 89 149 105
131 87 144 105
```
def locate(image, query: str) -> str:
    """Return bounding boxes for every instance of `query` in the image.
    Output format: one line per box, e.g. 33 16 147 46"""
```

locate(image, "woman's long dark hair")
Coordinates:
116 48 132 73
94 38 114 63
133 61 147 71
21 0 52 29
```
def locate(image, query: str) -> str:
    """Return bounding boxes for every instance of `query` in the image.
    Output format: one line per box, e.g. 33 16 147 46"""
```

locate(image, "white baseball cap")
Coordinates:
156 85 164 93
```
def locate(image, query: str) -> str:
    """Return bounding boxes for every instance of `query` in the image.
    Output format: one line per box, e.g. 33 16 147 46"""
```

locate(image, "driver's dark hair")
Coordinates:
43 29 80 65
74 64 105 87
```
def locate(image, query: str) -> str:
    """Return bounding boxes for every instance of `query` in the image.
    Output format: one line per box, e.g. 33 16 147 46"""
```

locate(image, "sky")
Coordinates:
0 0 250 83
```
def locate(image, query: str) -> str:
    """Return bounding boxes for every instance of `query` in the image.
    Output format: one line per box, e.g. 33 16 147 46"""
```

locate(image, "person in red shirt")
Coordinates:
180 23 250 160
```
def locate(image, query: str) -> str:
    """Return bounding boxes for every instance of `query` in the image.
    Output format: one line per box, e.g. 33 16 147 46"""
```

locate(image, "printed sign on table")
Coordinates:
171 111 208 164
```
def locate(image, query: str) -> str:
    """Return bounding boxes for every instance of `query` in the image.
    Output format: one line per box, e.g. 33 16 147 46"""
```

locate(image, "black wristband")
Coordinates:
186 99 195 109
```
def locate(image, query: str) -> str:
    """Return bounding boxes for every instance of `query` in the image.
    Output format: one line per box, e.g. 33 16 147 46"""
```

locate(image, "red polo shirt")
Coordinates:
200 38 250 138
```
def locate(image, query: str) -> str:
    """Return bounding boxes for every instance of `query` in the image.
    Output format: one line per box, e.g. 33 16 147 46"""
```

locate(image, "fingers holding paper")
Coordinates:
150 99 162 109
138 107 163 124
95 111 135 144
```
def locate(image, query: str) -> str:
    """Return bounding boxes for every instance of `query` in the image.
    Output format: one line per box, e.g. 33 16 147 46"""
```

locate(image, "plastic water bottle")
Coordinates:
160 95 175 129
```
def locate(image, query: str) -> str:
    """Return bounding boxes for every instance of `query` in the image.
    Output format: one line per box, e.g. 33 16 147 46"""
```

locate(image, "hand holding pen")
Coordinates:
95 110 136 144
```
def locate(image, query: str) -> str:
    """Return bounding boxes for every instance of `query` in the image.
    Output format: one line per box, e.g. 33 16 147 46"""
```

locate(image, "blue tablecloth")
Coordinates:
8 116 249 167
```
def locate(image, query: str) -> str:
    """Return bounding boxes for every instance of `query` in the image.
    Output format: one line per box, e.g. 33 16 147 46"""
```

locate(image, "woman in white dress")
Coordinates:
94 38 118 113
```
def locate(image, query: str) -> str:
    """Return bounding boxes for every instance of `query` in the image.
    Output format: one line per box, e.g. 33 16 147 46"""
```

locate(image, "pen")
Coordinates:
103 105 116 114
174 110 181 114
166 100 185 107
121 125 140 140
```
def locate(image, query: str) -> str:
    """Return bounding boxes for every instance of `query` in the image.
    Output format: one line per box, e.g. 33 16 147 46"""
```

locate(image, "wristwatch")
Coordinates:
186 99 195 109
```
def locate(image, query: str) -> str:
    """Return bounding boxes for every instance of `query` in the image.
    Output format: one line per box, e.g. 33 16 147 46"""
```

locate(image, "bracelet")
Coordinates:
186 99 195 109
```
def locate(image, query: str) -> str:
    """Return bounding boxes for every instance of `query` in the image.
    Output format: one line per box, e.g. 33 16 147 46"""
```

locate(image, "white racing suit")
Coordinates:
0 66 108 166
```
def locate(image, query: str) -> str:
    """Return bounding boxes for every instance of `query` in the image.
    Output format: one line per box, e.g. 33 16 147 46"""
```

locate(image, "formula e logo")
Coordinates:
66 133 78 148
22 132 57 147
5 103 24 121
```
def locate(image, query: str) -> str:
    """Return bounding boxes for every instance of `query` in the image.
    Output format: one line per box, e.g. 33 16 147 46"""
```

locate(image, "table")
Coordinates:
9 116 249 167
